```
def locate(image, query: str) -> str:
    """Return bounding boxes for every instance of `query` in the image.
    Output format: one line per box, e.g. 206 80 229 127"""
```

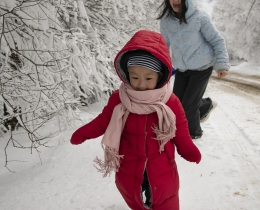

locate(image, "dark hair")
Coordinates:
157 0 187 24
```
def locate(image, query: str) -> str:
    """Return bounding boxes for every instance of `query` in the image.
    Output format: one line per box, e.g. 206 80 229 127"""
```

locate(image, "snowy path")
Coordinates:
0 71 260 210
178 73 260 209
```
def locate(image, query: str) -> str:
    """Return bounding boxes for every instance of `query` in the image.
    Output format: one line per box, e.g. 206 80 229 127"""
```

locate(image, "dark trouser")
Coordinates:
142 170 151 206
173 67 213 137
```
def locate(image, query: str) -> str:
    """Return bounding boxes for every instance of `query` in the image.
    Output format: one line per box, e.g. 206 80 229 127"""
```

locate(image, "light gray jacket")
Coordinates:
160 0 230 72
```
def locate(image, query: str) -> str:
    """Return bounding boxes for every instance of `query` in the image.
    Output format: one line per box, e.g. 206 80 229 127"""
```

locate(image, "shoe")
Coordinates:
191 134 202 139
200 100 218 123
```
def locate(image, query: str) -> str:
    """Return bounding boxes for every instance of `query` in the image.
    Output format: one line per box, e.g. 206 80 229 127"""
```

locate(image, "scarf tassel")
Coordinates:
93 144 124 177
152 124 176 151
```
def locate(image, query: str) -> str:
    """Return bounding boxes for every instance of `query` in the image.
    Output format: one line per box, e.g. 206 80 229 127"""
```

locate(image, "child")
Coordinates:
158 0 230 139
70 30 201 210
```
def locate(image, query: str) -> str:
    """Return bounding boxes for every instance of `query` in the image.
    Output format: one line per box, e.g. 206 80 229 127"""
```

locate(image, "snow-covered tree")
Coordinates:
212 0 260 63
0 0 160 169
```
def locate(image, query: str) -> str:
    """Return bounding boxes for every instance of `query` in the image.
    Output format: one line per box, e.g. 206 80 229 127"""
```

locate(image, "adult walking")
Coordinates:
158 0 230 139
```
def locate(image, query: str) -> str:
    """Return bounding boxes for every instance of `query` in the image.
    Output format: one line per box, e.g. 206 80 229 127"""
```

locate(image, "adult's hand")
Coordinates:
217 70 228 78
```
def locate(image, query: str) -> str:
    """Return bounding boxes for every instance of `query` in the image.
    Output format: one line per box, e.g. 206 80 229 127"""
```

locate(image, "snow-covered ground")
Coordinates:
0 62 260 210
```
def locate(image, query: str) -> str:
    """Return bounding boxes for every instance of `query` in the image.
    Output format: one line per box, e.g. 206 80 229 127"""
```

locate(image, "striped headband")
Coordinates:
127 54 163 73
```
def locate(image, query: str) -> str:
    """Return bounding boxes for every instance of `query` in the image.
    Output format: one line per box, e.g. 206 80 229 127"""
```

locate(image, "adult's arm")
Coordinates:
200 12 230 72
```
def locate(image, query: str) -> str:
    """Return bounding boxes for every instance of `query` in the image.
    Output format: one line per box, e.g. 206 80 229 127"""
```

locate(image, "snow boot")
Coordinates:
200 99 218 123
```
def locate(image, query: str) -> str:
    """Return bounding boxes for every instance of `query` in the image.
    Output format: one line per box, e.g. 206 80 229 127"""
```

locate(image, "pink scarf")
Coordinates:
94 82 176 177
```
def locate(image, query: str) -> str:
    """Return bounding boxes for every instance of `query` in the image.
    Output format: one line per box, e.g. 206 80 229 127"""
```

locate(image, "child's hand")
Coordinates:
217 70 228 78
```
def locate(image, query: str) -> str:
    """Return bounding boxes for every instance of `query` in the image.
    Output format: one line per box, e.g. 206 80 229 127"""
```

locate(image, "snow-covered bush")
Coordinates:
0 0 160 169
212 0 260 63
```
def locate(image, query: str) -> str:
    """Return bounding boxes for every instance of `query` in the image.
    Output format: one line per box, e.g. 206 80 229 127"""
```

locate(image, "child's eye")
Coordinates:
132 77 138 80
146 78 152 80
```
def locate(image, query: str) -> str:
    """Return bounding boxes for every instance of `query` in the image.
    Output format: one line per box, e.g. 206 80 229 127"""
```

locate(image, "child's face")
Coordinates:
169 0 182 13
128 66 160 91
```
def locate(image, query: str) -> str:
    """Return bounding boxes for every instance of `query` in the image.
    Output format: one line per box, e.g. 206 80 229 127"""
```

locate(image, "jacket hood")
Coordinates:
114 30 172 88
185 0 199 18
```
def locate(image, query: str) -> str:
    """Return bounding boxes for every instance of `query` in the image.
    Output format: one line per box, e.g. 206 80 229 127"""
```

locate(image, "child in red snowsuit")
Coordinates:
70 29 201 210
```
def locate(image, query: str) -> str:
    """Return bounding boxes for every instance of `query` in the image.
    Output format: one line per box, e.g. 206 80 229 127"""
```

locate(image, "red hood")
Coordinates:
114 30 172 87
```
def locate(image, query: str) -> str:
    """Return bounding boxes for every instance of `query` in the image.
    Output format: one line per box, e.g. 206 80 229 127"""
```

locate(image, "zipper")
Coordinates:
179 23 187 70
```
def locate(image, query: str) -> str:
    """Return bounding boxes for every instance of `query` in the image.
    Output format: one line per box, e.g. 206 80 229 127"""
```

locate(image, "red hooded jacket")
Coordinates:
71 30 201 210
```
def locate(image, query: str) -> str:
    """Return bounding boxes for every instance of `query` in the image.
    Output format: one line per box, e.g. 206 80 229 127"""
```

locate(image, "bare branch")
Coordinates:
245 0 257 23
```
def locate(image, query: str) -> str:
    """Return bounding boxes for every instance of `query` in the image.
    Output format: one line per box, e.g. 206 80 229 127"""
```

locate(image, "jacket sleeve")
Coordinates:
160 19 171 49
200 11 230 71
167 95 202 164
70 91 120 145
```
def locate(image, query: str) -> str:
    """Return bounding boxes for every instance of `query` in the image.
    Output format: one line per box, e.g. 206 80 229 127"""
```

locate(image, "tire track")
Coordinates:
210 102 259 172
209 77 260 146
203 77 260 207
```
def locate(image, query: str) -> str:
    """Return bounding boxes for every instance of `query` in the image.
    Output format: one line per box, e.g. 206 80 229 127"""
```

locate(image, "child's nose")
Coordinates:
137 81 146 91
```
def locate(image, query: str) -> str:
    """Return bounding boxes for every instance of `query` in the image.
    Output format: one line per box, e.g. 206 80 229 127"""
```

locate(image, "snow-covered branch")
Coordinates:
0 0 160 169
212 0 260 63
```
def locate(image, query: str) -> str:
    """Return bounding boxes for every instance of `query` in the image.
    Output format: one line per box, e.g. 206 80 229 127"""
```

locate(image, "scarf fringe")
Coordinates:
152 124 176 151
93 144 124 177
